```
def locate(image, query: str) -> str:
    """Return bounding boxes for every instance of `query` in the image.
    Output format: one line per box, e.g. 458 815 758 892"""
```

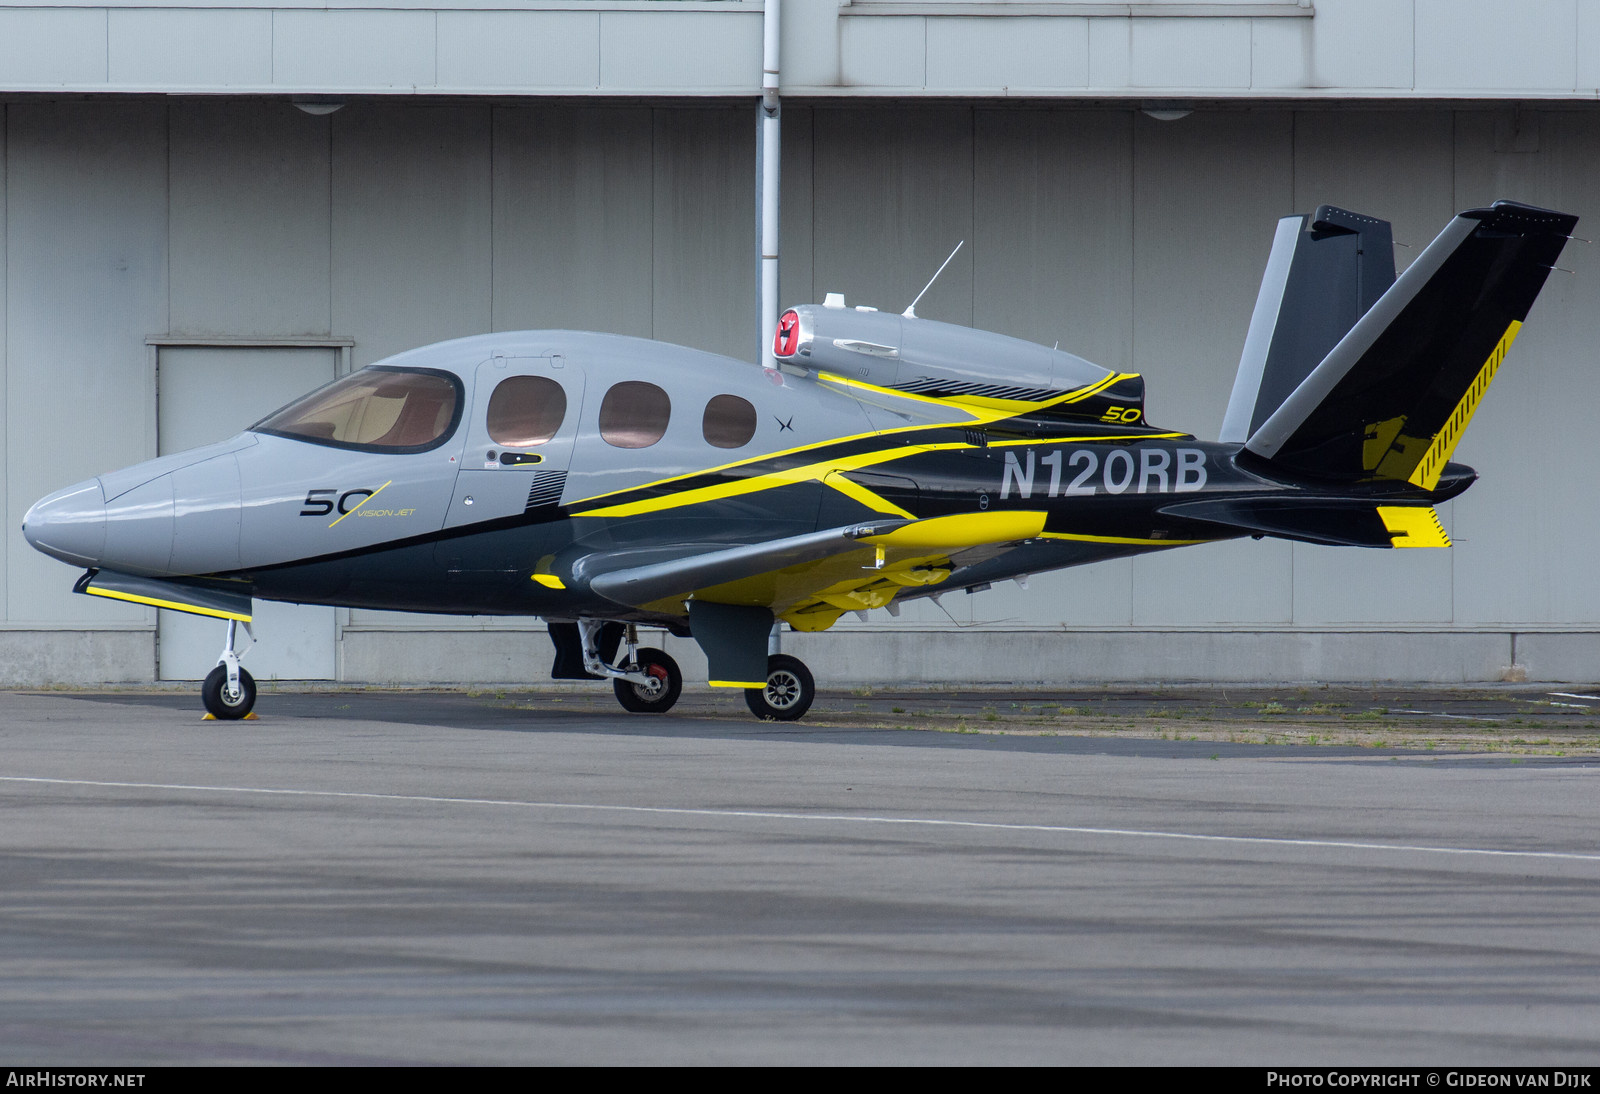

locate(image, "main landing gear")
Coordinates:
581 620 683 715
740 627 814 721
201 618 257 720
561 619 817 721
613 648 682 714
744 654 815 721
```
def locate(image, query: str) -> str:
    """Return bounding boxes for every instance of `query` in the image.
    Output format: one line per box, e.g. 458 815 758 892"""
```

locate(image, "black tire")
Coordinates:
201 664 257 720
744 654 814 721
613 647 682 714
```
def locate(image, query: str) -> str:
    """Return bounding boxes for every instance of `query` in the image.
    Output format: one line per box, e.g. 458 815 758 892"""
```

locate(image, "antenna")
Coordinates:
903 240 964 318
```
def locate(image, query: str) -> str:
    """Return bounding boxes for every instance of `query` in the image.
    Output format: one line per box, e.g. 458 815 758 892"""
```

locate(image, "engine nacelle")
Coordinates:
772 297 1115 406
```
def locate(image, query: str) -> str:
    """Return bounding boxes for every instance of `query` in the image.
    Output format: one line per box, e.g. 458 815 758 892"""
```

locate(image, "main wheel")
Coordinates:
613 648 682 714
744 654 815 721
201 665 257 720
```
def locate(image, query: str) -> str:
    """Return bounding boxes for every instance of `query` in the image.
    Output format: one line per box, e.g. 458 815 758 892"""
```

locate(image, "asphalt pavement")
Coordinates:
1 686 1598 1065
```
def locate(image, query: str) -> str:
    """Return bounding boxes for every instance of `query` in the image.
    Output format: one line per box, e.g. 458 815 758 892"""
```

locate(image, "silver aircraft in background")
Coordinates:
23 201 1577 721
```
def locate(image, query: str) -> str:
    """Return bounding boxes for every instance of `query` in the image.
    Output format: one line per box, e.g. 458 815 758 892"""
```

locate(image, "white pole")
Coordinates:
758 0 781 368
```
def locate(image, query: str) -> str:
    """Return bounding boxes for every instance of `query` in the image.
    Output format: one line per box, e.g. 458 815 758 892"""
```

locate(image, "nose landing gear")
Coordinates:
201 618 257 720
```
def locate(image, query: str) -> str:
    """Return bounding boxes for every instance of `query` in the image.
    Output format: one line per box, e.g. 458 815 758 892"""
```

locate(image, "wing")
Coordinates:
584 510 1048 632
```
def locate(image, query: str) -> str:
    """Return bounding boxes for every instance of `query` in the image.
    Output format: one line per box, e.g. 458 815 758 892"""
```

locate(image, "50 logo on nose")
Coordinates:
300 488 375 517
299 482 398 525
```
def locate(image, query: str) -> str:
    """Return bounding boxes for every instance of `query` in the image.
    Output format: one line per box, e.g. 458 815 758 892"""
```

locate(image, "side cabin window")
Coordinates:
488 375 567 447
599 381 671 449
254 367 461 453
702 394 757 449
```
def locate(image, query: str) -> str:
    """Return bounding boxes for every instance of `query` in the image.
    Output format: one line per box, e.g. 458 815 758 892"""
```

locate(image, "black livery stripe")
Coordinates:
892 378 1068 403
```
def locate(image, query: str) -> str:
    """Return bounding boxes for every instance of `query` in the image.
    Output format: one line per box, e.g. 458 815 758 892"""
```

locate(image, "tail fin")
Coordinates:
1236 200 1576 486
1221 206 1395 444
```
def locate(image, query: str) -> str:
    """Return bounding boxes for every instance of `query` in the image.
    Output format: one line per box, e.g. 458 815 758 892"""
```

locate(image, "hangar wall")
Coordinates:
2 1 1598 103
2 98 1597 686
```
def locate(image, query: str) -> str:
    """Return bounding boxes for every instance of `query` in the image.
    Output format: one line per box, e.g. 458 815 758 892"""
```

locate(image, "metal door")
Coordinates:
442 356 586 528
156 346 339 680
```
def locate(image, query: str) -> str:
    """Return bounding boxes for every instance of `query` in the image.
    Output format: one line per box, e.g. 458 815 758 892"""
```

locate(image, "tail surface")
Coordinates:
1226 200 1577 487
1221 205 1396 445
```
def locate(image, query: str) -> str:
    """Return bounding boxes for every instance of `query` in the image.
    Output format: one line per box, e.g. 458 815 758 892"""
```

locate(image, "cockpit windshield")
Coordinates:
253 366 463 453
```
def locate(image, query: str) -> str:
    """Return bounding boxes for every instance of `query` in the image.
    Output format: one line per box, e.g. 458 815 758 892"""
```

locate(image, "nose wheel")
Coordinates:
744 654 815 721
202 663 257 720
202 618 257 720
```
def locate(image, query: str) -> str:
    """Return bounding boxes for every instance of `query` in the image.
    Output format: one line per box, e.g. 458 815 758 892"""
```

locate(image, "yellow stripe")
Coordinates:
817 369 1132 414
943 393 1068 414
823 369 1127 411
1378 506 1452 548
579 442 972 519
85 586 252 622
1057 372 1127 404
1407 321 1521 491
328 480 393 527
530 574 566 589
568 372 1143 513
986 432 1185 448
709 680 767 689
571 387 995 512
1039 531 1210 546
821 471 915 518
570 427 930 512
576 426 899 508
817 371 994 412
577 431 1186 522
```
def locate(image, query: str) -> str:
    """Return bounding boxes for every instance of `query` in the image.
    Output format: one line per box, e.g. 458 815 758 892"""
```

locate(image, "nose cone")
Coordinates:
23 479 106 568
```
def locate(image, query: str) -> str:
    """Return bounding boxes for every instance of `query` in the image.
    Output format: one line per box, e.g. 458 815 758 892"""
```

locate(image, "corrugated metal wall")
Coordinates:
3 99 1597 684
